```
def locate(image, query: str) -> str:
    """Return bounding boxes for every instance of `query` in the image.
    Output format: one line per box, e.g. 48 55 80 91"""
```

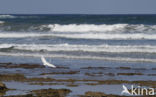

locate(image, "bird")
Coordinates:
121 85 131 95
41 56 56 68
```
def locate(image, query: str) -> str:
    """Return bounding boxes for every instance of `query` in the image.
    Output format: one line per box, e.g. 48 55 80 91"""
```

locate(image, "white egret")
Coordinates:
41 56 56 68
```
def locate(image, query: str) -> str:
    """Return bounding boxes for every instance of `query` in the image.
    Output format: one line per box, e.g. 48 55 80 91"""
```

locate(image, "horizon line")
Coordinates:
0 13 156 15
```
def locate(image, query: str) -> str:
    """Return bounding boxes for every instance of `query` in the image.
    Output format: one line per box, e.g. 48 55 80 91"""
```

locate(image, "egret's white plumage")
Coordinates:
41 56 56 68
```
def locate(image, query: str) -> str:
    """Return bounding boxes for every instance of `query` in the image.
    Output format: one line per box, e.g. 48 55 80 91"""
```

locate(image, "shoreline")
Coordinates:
0 63 156 96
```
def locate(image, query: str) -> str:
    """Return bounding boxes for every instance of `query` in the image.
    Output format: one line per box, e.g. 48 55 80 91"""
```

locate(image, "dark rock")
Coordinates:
0 82 7 96
0 82 7 90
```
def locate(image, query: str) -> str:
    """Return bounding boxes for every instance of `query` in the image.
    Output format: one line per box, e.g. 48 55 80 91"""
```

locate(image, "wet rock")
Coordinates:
32 88 71 97
0 82 7 90
80 91 129 97
0 82 7 96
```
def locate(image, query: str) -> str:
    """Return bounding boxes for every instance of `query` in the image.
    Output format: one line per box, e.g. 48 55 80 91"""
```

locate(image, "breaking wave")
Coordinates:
0 15 16 19
40 24 156 33
1 23 156 33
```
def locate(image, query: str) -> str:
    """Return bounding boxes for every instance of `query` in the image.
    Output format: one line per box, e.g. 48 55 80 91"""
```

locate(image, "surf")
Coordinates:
1 43 156 53
0 33 156 40
41 24 156 33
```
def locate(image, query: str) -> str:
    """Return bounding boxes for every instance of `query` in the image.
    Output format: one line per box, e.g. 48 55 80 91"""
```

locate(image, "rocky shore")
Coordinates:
0 63 156 97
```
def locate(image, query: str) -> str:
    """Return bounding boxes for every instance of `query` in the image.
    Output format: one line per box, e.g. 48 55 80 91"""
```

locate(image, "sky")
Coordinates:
0 0 156 14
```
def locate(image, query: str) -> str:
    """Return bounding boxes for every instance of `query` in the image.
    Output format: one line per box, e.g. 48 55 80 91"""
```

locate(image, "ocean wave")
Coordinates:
53 33 156 40
0 33 156 40
0 21 4 24
1 43 156 53
0 15 16 19
40 24 156 33
0 52 156 63
1 23 156 33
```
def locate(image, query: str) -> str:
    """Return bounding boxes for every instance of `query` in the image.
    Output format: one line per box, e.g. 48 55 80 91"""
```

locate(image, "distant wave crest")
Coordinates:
0 15 16 19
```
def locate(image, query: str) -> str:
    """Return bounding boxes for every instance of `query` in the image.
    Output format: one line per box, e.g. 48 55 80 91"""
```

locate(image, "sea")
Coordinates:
0 14 156 63
0 14 156 96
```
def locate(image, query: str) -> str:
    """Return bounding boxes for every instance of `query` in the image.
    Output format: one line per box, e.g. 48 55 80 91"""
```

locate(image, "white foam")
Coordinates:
0 44 13 49
0 15 16 19
41 24 156 33
0 21 5 24
0 32 156 40
0 33 42 38
1 43 156 53
46 24 128 32
54 33 156 40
